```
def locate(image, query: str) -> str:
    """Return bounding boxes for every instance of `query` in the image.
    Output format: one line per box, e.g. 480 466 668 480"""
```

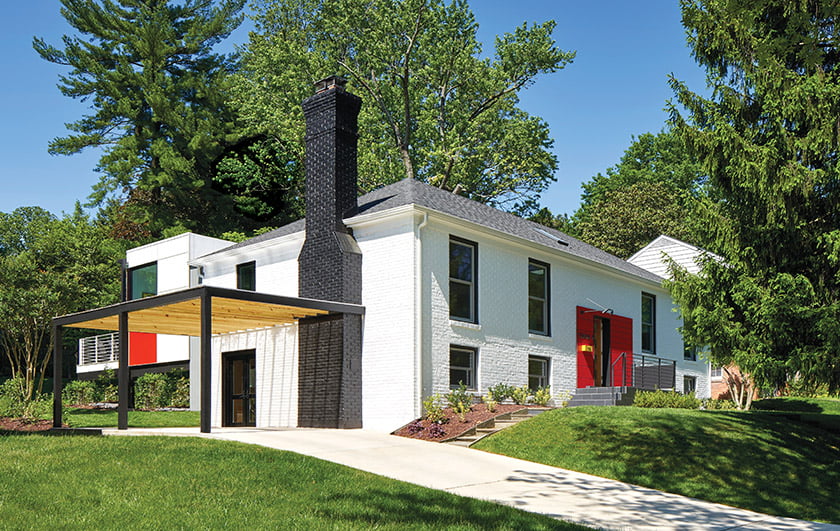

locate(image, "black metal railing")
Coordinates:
607 352 630 387
632 354 676 390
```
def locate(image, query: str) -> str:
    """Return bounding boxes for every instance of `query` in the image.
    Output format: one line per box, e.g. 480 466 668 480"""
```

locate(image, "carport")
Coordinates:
51 285 365 433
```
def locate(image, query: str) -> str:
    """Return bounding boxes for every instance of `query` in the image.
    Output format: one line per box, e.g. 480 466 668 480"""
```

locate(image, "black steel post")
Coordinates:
118 311 129 430
52 324 63 428
200 293 212 433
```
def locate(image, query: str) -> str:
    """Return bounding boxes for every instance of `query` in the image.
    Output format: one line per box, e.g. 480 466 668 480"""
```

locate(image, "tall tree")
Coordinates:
0 207 126 403
236 0 574 215
567 129 706 258
33 0 294 237
668 0 840 399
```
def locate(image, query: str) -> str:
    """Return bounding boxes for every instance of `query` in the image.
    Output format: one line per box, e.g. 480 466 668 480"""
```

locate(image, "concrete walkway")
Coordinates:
103 427 839 531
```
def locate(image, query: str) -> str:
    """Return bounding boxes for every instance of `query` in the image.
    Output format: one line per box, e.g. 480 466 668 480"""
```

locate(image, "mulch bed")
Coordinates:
393 403 528 442
0 417 56 433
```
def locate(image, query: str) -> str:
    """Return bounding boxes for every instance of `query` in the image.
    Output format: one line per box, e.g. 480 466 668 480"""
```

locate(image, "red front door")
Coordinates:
576 306 633 387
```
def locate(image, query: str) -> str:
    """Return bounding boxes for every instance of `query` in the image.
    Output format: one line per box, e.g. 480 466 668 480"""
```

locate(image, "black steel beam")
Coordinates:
52 325 63 428
118 311 129 430
200 293 212 433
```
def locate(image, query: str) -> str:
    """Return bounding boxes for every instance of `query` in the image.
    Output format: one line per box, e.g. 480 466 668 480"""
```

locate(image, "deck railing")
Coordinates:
633 354 676 391
78 332 119 366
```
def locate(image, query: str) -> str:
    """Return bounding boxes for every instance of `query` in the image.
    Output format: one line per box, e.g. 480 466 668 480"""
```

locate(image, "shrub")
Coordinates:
62 380 97 406
487 383 514 403
423 394 446 423
427 423 447 438
555 389 573 407
95 368 118 402
703 398 736 410
532 386 552 406
452 400 470 422
482 394 497 413
446 382 473 411
634 390 701 409
134 373 173 410
407 420 424 435
170 376 190 408
0 378 52 420
511 385 530 405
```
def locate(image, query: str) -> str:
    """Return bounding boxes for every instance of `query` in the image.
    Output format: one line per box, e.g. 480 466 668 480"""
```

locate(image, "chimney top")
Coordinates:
313 76 347 94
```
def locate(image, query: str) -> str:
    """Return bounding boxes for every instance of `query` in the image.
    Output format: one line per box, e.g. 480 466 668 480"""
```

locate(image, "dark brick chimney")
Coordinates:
297 76 363 428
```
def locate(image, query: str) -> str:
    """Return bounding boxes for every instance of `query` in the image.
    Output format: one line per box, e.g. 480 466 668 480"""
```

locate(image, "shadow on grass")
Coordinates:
584 410 840 523
752 398 823 413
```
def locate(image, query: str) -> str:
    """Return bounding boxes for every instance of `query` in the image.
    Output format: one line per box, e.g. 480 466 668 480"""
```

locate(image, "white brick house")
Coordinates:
66 78 710 433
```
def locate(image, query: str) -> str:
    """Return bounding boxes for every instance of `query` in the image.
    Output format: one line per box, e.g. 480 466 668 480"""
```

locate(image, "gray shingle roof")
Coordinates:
201 178 663 284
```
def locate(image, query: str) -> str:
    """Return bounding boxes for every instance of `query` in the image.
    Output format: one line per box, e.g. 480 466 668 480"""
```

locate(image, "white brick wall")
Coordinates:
211 324 298 428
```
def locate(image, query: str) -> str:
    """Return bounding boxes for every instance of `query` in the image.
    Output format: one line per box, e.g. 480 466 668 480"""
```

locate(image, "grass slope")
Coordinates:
65 408 200 428
0 436 583 530
474 404 840 523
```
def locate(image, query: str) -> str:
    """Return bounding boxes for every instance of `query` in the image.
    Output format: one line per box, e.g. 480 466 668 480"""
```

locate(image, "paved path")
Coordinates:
103 427 839 531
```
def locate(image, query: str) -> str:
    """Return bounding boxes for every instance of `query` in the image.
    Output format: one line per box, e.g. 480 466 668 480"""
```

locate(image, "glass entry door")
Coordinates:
223 351 256 427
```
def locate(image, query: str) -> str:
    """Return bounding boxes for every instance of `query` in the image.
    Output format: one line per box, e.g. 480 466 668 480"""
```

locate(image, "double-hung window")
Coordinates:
683 375 697 395
450 346 477 389
449 237 477 322
237 261 256 291
711 366 723 380
641 292 656 353
528 260 550 335
528 356 549 391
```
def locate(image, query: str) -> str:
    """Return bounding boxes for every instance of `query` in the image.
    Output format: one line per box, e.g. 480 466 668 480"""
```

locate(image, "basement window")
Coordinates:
450 346 477 390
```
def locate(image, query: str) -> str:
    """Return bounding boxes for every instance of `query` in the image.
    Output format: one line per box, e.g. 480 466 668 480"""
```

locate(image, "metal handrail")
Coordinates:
608 352 628 387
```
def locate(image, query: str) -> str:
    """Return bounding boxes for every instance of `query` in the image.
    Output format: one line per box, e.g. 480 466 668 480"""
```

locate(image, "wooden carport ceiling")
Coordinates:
56 286 360 336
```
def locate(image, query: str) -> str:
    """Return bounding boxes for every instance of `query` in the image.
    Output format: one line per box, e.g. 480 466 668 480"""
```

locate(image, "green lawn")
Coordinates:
65 407 200 428
474 401 840 524
0 436 583 530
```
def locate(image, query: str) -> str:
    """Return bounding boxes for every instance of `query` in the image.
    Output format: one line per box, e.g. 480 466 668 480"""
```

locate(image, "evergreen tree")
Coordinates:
33 0 294 237
668 0 840 399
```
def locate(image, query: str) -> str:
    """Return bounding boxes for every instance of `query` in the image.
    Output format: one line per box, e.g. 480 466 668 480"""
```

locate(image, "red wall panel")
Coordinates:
129 332 157 366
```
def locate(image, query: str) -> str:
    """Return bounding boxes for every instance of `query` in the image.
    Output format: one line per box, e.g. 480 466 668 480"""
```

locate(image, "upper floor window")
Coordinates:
237 261 256 291
449 237 477 323
528 260 550 335
129 262 157 300
641 292 656 353
684 342 698 361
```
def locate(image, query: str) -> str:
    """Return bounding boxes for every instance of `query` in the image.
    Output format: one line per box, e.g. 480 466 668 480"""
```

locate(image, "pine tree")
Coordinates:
668 0 840 399
35 0 254 236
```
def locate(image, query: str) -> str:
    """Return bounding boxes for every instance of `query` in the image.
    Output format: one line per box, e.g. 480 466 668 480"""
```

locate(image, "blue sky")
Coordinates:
0 1 707 219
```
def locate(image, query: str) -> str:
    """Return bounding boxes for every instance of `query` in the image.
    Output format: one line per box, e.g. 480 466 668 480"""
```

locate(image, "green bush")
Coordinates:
423 394 446 423
170 377 190 408
446 382 473 410
634 390 701 409
487 383 514 402
532 386 552 406
511 385 530 405
0 378 53 420
703 398 736 410
134 373 173 410
482 394 498 413
62 380 97 406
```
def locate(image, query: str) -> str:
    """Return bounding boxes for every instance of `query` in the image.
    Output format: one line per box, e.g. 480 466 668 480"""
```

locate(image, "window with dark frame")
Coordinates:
237 261 256 291
711 366 723 379
129 262 157 300
684 342 698 361
528 260 550 335
449 237 477 323
683 375 697 395
528 356 549 391
641 292 656 353
449 346 477 389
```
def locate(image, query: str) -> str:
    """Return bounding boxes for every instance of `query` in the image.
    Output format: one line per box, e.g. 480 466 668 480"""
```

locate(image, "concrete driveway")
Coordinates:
103 427 839 531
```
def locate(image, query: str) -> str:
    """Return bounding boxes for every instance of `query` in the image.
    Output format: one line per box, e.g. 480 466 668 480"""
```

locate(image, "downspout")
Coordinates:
414 210 429 417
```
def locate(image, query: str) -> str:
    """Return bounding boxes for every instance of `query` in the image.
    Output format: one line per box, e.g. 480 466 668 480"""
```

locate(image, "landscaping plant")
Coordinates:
487 383 514 403
633 390 701 409
510 385 530 405
422 394 446 423
532 386 552 406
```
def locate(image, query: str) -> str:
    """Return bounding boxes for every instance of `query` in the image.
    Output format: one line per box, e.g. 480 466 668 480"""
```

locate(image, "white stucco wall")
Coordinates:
200 233 302 296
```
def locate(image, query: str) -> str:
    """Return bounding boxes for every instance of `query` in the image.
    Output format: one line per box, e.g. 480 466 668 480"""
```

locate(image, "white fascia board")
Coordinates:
416 206 668 291
189 231 306 266
344 204 417 229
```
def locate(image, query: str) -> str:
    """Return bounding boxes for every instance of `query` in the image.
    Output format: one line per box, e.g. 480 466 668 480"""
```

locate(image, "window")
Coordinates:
450 346 477 389
641 292 656 353
711 366 723 380
449 237 477 322
237 261 256 291
684 342 698 361
683 375 697 395
528 260 550 335
528 356 549 391
129 263 157 300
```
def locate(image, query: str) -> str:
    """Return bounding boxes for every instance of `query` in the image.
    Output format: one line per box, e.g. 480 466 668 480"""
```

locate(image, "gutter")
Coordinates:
414 211 429 417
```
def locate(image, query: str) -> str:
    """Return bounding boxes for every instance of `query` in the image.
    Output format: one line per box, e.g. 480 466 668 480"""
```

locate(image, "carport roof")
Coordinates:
53 285 364 336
